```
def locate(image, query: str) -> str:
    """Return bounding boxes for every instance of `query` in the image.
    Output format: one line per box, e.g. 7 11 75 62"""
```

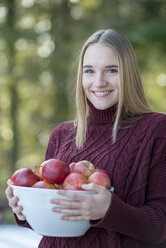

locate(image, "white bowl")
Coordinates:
12 185 91 237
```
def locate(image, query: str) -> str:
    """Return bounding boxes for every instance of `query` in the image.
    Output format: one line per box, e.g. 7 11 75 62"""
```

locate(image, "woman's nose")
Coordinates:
94 73 107 87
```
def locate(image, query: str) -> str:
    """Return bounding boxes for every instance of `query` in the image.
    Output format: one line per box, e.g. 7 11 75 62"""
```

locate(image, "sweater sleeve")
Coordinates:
45 125 61 160
45 121 74 160
14 214 32 229
90 120 166 245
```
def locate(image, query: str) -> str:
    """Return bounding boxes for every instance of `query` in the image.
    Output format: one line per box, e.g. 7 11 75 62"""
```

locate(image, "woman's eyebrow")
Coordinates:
83 65 93 68
105 65 118 68
83 64 118 69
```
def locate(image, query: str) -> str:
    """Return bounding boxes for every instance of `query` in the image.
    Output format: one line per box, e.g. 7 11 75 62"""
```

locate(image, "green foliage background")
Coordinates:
0 0 166 202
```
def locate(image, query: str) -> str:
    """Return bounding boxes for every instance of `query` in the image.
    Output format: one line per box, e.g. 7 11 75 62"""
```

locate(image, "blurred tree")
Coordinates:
5 0 18 174
48 0 73 122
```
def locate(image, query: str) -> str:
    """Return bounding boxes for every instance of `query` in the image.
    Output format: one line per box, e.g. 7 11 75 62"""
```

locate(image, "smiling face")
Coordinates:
82 43 119 110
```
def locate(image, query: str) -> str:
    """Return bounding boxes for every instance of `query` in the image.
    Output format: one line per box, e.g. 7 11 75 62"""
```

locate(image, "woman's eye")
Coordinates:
106 69 118 74
84 69 94 74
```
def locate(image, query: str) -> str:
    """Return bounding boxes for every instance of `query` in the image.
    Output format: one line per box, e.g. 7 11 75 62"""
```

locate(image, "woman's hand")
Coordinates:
5 179 26 221
50 183 112 221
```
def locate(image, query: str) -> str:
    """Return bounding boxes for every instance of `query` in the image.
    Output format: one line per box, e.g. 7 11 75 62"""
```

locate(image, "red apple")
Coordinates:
32 180 55 189
95 168 110 178
88 171 111 189
11 168 40 187
63 173 89 190
74 160 95 178
69 162 76 173
41 158 70 184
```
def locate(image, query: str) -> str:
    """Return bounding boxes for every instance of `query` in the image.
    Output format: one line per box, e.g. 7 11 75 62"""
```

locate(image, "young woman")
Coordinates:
6 29 166 248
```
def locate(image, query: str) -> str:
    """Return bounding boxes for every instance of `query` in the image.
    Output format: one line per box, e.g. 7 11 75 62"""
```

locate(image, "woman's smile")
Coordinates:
92 90 112 97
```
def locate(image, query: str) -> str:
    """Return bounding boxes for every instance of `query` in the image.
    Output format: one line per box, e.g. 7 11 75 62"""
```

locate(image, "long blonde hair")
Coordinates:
75 29 152 149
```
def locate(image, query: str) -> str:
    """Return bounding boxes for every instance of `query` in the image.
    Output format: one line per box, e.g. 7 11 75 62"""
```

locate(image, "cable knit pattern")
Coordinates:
15 104 166 248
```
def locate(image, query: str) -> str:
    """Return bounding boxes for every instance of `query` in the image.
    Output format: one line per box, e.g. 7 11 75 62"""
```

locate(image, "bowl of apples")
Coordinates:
11 159 111 237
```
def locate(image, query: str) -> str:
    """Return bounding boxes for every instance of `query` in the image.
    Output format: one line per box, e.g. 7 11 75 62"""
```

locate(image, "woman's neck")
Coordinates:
87 100 117 125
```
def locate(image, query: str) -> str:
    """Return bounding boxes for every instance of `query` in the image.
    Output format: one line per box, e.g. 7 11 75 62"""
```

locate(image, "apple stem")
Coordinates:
34 165 38 171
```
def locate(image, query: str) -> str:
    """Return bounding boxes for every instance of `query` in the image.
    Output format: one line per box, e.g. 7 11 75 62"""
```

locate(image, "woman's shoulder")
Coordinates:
127 111 166 128
55 120 75 129
141 111 166 137
145 111 166 126
50 120 75 136
147 111 166 119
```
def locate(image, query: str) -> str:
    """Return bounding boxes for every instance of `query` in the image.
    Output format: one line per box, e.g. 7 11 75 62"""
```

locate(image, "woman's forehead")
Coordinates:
83 43 118 66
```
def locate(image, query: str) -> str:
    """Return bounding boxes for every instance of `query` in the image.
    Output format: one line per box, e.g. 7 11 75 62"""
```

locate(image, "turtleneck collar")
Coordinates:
87 100 117 125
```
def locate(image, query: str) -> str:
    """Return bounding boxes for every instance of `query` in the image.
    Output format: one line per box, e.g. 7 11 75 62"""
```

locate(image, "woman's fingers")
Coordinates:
12 204 22 215
52 206 91 221
50 189 92 220
82 183 107 194
12 202 26 221
7 179 13 186
55 189 91 201
5 184 26 221
50 198 82 209
17 213 26 221
50 184 111 221
13 205 26 220
55 183 106 202
50 189 93 212
8 196 26 221
8 196 19 208
11 202 26 221
54 185 97 203
50 184 106 211
5 186 13 200
52 206 87 216
61 215 90 221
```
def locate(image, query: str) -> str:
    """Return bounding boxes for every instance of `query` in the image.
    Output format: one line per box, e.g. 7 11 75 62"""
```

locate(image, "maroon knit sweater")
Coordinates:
16 103 166 248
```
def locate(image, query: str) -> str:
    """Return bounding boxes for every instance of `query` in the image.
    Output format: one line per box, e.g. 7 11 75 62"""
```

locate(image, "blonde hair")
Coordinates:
75 29 152 149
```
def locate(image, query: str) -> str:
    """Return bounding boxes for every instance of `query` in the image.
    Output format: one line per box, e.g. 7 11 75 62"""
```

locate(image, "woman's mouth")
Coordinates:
92 90 112 97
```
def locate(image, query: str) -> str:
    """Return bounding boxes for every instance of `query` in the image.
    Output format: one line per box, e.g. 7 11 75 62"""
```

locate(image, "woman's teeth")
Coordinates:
94 91 110 96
